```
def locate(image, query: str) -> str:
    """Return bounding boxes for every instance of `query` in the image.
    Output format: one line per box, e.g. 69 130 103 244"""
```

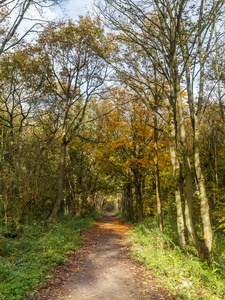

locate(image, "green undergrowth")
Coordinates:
0 211 103 300
127 218 225 300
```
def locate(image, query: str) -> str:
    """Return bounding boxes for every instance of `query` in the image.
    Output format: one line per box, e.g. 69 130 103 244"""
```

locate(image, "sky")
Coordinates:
16 0 96 41
59 0 95 18
47 0 95 21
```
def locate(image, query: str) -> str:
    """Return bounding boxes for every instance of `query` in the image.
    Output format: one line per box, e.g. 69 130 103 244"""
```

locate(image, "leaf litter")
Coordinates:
30 214 174 300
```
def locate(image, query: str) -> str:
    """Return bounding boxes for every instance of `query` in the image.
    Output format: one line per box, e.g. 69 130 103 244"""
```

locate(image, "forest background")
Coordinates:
0 0 225 299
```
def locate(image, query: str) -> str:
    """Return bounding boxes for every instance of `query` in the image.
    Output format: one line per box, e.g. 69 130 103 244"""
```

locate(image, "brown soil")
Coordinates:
30 214 174 300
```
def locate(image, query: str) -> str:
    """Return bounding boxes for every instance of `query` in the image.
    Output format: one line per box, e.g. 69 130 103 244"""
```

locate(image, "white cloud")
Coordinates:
60 0 94 18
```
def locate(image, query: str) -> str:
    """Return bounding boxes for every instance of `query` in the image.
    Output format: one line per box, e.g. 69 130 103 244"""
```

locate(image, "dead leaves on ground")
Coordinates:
30 215 173 300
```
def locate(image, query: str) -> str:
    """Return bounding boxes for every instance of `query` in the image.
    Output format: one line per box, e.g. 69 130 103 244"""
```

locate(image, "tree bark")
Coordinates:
184 54 213 258
168 104 186 248
135 181 143 221
215 34 225 136
176 74 206 256
125 171 134 221
46 136 66 225
127 182 134 221
154 111 163 231
194 114 212 256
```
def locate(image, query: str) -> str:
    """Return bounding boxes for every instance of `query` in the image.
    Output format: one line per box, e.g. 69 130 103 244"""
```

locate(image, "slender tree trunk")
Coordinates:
194 114 212 256
214 143 218 187
185 42 213 256
127 182 134 221
175 73 204 256
168 104 186 248
126 172 134 221
194 10 213 256
154 111 163 231
67 173 77 214
184 58 213 257
135 181 143 221
215 33 225 136
122 187 126 214
167 50 186 247
80 193 88 215
4 193 8 231
46 136 66 225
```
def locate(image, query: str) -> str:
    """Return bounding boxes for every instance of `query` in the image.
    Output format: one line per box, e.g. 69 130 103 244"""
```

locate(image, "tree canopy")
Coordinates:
0 0 225 261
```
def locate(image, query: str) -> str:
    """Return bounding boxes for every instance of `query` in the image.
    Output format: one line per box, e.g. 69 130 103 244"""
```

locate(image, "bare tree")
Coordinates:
0 0 64 55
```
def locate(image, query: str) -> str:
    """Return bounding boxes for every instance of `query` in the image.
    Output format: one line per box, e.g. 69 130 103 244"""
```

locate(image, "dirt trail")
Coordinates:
32 214 173 300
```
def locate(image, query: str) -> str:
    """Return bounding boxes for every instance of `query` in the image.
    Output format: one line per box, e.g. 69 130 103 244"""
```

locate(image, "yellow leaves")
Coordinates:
89 87 170 182
37 14 108 58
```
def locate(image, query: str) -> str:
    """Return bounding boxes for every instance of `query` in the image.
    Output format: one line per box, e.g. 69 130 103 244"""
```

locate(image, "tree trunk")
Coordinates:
154 111 163 231
46 137 66 225
128 183 134 221
215 33 225 136
3 193 8 231
168 103 186 248
176 73 204 256
122 187 126 214
194 114 212 256
125 178 134 221
135 181 143 221
80 193 88 215
214 143 218 187
185 58 213 257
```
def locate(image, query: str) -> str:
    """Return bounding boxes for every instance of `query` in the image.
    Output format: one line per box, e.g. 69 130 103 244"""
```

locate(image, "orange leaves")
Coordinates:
92 90 158 176
128 156 153 169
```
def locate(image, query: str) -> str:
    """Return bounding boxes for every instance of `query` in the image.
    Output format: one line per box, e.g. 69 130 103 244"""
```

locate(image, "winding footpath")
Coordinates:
31 214 173 300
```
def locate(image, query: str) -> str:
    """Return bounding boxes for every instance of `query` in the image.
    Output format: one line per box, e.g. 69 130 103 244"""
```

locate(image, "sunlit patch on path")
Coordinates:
31 214 173 300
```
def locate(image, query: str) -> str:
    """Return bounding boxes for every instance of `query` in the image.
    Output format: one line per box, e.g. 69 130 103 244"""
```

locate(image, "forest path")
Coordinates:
32 214 173 300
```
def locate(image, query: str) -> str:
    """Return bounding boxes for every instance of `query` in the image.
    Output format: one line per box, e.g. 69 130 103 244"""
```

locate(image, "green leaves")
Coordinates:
0 213 99 299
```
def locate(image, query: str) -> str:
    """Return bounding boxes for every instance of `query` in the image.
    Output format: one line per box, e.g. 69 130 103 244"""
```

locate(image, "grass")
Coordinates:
127 218 225 300
0 211 103 300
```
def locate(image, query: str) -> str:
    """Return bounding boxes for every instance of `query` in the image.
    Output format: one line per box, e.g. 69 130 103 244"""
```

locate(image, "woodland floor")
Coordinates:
30 214 174 300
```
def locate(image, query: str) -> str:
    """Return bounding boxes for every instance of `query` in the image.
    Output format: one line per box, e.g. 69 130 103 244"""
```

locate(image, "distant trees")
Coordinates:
91 88 169 222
